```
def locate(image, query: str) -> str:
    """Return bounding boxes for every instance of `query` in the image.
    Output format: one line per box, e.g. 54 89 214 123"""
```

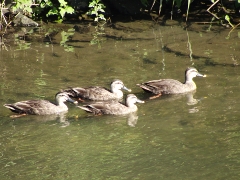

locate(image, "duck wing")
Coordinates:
137 79 183 94
79 101 127 115
64 86 114 101
4 100 57 115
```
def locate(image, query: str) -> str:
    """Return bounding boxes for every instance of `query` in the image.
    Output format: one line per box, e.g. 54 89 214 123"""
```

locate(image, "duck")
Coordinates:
63 79 131 101
137 67 206 98
78 94 145 115
3 92 78 116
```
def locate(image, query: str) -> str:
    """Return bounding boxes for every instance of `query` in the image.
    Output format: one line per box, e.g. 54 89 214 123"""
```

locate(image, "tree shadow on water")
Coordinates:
205 59 239 67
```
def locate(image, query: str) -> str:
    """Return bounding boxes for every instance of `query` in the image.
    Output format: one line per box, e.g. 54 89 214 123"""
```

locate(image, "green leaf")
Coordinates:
47 7 58 17
45 1 53 6
59 7 66 18
89 2 96 7
99 9 105 13
65 6 74 14
91 10 97 15
55 19 63 23
98 14 106 20
225 15 230 21
59 0 67 6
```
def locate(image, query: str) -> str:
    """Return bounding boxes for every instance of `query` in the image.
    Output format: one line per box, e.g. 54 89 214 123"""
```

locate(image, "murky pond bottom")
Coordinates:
1 20 240 179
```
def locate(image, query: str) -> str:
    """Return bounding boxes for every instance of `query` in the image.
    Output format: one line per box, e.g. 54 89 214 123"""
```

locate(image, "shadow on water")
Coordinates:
162 45 209 60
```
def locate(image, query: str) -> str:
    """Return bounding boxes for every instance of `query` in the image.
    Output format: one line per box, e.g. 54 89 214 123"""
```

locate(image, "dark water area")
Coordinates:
1 20 240 179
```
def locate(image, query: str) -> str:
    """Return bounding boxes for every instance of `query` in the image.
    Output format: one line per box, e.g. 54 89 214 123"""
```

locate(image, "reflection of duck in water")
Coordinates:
28 112 70 127
143 90 199 105
127 112 139 127
141 91 205 114
63 79 131 101
4 92 77 117
78 94 144 115
166 91 207 113
159 90 198 105
105 112 139 127
186 92 207 113
137 67 206 99
185 92 198 106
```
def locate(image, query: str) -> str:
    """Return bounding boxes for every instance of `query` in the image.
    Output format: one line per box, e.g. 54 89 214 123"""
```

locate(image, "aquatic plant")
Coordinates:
88 0 106 48
88 0 106 22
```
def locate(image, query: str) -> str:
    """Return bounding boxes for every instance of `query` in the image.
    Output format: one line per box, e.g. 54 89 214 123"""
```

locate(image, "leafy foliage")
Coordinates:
88 0 106 22
12 0 34 15
88 0 107 48
45 0 74 22
12 0 74 21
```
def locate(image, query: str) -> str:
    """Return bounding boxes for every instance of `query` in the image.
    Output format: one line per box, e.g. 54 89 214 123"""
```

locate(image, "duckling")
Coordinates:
64 79 131 101
78 94 144 115
137 67 206 98
4 92 77 116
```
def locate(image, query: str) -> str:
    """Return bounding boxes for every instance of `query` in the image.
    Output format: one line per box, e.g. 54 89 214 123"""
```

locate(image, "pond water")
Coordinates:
1 20 240 179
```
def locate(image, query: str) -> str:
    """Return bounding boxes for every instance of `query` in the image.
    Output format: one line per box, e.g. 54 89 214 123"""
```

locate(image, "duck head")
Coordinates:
126 94 145 107
185 67 206 82
55 92 78 105
111 79 131 92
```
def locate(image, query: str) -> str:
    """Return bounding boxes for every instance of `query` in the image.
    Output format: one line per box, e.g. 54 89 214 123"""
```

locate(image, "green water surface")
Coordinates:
0 21 240 179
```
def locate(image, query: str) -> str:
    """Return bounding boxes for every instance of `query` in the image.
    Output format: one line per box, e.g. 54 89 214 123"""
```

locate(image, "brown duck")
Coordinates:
63 79 131 101
137 67 206 98
4 92 77 116
78 94 144 115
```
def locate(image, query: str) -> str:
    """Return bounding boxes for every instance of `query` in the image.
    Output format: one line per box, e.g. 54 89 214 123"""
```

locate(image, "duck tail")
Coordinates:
78 105 102 115
78 106 93 113
3 104 25 114
64 87 86 98
136 84 152 93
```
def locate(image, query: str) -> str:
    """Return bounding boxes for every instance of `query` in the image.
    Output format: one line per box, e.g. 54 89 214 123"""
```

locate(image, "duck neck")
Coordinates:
126 101 137 108
184 76 194 84
184 77 196 90
112 89 123 98
56 101 66 107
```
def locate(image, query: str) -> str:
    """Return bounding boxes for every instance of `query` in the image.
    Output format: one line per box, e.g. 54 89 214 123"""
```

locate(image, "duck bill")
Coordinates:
67 97 78 104
122 86 132 92
197 73 207 77
137 99 145 104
